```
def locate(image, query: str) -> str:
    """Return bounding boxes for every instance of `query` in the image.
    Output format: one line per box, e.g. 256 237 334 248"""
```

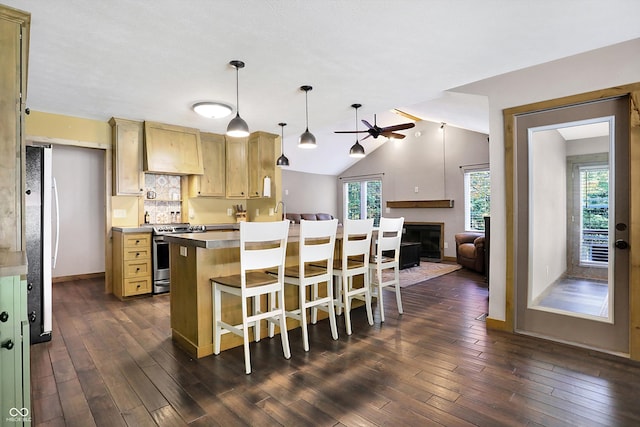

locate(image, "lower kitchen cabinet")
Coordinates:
112 231 152 299
0 274 31 425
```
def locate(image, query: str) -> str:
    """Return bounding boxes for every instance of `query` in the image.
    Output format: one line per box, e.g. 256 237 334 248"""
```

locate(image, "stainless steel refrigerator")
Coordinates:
25 145 58 344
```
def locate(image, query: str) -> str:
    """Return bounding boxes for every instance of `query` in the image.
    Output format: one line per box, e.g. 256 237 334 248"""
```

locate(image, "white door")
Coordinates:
514 96 629 355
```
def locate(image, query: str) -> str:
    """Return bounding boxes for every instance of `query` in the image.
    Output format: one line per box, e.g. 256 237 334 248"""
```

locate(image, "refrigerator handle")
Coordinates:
53 177 60 268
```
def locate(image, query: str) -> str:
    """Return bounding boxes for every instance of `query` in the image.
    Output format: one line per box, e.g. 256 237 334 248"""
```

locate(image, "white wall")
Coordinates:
452 37 640 321
52 145 105 277
529 130 567 301
281 169 339 216
338 120 489 258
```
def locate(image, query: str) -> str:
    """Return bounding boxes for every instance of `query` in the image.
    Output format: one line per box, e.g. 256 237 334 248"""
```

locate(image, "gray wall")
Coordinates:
281 169 339 217
339 120 489 258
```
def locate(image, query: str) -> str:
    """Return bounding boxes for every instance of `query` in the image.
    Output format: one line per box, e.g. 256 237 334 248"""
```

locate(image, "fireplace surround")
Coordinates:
402 222 444 262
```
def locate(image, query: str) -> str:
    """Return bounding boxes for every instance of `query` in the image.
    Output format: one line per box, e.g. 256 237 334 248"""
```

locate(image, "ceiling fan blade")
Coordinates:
382 122 415 132
383 132 406 139
361 119 374 129
334 130 368 134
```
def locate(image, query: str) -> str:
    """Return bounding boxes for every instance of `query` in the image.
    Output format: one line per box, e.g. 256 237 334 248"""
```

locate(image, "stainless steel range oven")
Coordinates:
151 223 206 294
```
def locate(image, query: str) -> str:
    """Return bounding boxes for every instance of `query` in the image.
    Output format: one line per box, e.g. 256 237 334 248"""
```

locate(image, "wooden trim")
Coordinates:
53 272 105 283
387 200 454 209
630 90 640 360
391 109 422 122
502 83 640 362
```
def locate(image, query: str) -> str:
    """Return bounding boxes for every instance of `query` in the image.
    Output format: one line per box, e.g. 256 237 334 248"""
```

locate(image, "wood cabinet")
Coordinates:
144 121 204 175
189 132 225 197
247 131 276 198
0 6 29 252
225 136 248 198
112 231 152 299
0 273 30 423
109 118 144 196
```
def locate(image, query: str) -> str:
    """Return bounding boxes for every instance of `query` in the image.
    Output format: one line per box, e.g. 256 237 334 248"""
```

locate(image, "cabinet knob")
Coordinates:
136 252 140 257
136 267 140 272
135 240 140 244
1 340 14 350
0 311 8 322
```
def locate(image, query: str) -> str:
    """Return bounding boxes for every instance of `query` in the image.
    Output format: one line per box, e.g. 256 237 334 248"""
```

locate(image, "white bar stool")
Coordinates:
210 220 291 374
332 218 374 335
269 219 339 351
369 217 405 322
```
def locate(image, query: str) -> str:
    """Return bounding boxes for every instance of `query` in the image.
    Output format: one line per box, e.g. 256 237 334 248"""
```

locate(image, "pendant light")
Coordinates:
298 85 317 148
349 103 366 158
226 60 249 137
276 122 290 167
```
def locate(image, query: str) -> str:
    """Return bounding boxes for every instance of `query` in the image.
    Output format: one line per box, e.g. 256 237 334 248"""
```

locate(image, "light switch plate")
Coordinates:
180 246 188 257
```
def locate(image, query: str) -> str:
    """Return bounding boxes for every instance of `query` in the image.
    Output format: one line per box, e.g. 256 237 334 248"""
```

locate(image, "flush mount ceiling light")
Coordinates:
226 60 250 137
298 85 316 149
276 122 290 167
192 101 233 119
349 103 366 158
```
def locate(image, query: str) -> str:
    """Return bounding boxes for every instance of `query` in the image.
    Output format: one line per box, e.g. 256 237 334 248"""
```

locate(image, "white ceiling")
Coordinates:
6 0 640 175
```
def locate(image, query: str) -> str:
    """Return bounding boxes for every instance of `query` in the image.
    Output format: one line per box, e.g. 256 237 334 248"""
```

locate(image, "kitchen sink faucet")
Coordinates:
275 201 286 221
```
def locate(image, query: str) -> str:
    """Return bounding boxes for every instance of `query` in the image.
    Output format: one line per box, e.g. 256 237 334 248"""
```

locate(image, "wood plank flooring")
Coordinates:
31 268 640 426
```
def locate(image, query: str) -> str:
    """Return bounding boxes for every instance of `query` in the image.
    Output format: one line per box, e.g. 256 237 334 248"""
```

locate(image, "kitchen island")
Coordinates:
165 225 317 358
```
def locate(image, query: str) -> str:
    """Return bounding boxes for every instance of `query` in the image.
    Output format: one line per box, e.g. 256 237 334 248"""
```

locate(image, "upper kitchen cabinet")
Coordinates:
189 132 225 197
109 118 144 196
144 121 204 175
0 6 29 252
248 131 276 198
226 136 248 198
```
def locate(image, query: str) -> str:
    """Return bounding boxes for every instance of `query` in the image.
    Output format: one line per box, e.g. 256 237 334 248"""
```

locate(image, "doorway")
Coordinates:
513 96 629 355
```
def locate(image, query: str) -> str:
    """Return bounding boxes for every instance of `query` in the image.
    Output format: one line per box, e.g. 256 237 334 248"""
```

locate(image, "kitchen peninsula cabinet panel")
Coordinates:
112 230 152 299
109 118 144 196
0 6 29 252
144 121 204 175
248 131 276 198
225 136 248 198
189 132 225 197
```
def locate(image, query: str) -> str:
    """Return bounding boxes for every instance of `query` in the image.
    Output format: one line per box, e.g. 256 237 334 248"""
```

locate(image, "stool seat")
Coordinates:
213 271 279 288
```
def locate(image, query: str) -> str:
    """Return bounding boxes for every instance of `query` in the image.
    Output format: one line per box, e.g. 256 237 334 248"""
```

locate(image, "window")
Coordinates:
464 169 490 231
344 177 382 227
579 165 609 265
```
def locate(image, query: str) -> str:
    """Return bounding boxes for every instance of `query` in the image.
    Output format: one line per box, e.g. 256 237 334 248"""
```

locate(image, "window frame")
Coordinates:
463 167 491 232
342 175 383 227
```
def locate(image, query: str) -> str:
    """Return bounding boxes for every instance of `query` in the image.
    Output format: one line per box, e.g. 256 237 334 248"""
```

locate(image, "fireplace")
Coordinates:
402 222 443 262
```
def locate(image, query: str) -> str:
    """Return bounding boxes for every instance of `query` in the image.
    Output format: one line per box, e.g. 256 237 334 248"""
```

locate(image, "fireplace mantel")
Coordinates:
387 200 454 208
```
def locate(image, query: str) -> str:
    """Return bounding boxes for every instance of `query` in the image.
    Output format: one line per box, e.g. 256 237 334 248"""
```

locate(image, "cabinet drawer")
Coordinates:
123 234 151 248
123 248 150 261
124 260 151 278
123 278 152 296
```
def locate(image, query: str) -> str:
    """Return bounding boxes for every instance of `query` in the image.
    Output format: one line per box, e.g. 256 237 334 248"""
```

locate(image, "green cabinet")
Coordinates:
0 274 30 425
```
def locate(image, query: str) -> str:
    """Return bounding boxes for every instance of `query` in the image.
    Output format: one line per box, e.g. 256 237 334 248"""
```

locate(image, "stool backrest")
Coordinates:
240 220 289 272
299 219 338 270
376 217 405 260
342 218 374 265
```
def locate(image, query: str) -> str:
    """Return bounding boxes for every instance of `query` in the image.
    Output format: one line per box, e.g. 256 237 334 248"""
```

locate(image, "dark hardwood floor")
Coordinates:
31 268 640 426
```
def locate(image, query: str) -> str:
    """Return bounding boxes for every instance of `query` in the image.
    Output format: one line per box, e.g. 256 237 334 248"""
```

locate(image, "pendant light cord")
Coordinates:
305 91 310 131
235 66 240 115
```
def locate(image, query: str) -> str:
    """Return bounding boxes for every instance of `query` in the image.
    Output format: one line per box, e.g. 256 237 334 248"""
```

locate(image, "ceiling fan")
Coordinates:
335 109 415 140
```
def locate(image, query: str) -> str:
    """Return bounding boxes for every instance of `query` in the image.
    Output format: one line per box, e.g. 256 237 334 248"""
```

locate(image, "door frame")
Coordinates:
500 83 640 360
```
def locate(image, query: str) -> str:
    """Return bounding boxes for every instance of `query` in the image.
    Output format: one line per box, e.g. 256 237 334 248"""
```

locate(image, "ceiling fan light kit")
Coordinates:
276 122 290 167
298 85 317 149
226 60 250 137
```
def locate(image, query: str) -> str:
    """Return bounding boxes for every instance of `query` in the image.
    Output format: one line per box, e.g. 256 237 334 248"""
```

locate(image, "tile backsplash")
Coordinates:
144 173 182 224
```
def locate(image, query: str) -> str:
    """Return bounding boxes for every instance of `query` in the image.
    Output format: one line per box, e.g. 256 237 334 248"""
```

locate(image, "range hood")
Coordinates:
144 121 204 175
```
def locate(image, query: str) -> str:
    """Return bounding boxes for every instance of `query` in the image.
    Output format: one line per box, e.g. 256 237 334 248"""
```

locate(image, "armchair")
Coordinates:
454 232 485 274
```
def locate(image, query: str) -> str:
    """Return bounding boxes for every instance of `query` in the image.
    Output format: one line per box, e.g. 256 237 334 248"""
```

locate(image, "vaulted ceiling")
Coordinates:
6 0 640 174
